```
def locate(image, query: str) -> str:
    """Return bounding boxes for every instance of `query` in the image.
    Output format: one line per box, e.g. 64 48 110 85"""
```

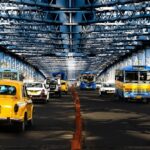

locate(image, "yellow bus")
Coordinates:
115 66 150 103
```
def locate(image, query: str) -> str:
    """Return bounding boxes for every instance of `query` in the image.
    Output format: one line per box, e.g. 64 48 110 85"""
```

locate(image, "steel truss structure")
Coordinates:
0 0 150 78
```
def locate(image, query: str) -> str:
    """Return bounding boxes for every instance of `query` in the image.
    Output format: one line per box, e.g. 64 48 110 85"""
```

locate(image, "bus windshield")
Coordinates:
82 75 95 82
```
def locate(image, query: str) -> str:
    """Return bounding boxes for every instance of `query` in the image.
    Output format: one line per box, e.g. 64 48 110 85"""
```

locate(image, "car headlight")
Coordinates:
17 102 26 107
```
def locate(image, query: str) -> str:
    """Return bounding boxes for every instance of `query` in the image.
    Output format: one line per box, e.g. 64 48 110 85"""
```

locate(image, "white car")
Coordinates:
99 82 115 96
49 80 61 98
96 82 102 89
25 82 49 103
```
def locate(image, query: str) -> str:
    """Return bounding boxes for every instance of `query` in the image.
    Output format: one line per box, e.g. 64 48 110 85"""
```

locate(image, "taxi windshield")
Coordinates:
0 85 16 95
26 83 43 88
103 83 115 87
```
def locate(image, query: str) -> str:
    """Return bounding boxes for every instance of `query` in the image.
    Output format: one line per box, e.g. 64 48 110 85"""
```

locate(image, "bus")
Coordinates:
0 68 24 81
115 65 150 103
80 71 96 90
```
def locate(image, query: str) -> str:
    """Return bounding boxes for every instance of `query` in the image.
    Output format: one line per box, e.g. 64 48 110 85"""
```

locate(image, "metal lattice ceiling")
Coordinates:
0 0 150 77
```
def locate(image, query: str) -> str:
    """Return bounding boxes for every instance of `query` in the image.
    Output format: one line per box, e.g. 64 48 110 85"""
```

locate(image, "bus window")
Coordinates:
147 72 150 81
139 71 150 83
0 72 2 79
125 71 138 83
3 72 11 79
11 72 18 80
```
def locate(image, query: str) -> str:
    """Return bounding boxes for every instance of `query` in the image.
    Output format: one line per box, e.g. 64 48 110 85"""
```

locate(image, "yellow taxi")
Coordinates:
0 79 33 131
61 80 69 94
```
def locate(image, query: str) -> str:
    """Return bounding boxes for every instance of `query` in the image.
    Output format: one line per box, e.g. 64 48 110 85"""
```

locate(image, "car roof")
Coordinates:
102 82 115 84
61 80 67 82
0 79 23 86
26 82 43 84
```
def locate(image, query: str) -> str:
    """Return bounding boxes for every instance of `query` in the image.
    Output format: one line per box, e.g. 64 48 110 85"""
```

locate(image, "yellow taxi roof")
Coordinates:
0 79 23 86
61 80 67 83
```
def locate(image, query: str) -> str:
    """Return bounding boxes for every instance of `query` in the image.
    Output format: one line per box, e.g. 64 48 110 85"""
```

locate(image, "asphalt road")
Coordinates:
79 90 150 150
0 94 74 150
0 90 150 150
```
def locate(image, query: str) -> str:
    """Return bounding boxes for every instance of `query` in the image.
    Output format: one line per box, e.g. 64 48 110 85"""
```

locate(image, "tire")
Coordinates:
16 114 28 132
99 91 101 96
143 98 148 104
16 121 25 132
27 119 33 127
43 99 48 104
59 93 61 98
58 91 61 98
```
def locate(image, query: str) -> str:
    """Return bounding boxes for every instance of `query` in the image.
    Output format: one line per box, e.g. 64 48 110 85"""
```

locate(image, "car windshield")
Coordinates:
139 71 150 83
0 85 16 95
61 82 66 85
103 83 115 87
96 82 101 84
50 81 57 85
26 83 43 88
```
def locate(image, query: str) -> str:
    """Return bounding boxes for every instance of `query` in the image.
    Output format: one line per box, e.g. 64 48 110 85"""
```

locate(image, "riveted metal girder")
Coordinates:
0 0 150 77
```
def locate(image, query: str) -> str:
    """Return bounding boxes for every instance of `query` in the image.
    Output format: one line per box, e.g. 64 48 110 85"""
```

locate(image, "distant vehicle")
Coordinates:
0 79 33 131
96 81 102 89
99 82 115 95
80 71 96 90
61 80 69 94
0 68 24 81
26 82 49 103
115 65 150 103
49 80 61 98
52 72 67 80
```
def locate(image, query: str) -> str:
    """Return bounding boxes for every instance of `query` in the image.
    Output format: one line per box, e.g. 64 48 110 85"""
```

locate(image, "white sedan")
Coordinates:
99 82 115 96
25 82 49 103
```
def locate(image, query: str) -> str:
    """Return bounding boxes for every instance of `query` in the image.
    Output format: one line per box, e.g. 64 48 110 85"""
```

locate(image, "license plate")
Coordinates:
107 91 114 93
30 91 37 94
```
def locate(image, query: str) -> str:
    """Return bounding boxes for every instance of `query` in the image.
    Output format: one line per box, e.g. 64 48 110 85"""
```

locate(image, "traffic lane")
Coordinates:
78 90 150 150
0 94 74 150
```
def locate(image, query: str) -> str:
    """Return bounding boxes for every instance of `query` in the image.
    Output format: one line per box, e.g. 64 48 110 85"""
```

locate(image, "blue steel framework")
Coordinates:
0 46 44 81
0 1 150 78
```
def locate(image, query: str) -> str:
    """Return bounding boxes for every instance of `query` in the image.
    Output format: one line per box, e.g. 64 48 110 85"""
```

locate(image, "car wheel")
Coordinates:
43 99 47 104
17 114 27 132
16 121 25 132
143 98 148 104
27 119 33 127
99 91 101 96
58 91 61 98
